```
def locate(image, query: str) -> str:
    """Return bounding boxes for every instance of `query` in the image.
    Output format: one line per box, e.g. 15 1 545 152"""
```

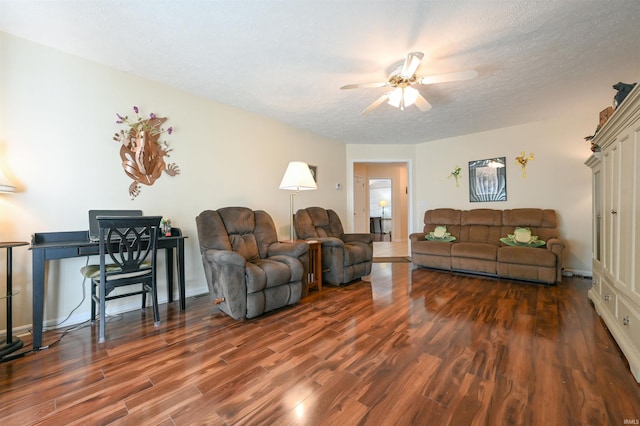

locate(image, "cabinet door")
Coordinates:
634 124 640 302
593 167 602 263
602 144 618 279
617 131 634 291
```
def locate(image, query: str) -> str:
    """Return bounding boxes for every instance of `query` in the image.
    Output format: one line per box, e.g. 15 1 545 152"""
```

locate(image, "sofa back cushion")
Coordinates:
197 207 278 261
422 208 462 239
459 209 503 244
295 207 344 239
421 208 560 246
501 208 559 243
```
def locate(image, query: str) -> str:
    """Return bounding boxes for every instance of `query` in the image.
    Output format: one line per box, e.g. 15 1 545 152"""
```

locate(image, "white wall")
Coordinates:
0 33 347 331
348 116 595 275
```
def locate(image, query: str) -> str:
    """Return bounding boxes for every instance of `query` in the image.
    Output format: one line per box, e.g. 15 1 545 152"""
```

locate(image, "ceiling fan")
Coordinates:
340 51 478 115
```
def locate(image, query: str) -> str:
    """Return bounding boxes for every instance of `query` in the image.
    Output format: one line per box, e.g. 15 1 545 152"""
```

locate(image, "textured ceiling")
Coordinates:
2 0 640 144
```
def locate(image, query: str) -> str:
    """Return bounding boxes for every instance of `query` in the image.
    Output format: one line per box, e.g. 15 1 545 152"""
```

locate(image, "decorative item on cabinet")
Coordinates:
613 82 637 109
599 106 614 127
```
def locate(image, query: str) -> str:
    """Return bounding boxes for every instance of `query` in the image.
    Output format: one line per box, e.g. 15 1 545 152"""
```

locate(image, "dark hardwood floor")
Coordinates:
2 263 640 425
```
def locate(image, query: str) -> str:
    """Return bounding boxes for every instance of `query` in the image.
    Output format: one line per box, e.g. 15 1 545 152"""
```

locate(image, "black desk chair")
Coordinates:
80 216 162 342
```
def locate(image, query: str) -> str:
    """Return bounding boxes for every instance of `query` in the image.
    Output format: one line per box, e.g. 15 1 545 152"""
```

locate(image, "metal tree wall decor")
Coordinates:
515 151 534 178
113 106 180 199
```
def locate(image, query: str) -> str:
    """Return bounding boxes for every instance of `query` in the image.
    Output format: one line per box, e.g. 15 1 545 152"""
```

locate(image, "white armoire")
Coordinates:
586 84 640 383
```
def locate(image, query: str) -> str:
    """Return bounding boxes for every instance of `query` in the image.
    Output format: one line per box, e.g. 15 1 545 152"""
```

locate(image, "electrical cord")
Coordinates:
44 256 94 331
3 256 148 362
3 257 93 362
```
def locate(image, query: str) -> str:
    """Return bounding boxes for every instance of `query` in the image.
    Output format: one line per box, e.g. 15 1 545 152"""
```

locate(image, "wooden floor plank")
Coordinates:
2 263 640 425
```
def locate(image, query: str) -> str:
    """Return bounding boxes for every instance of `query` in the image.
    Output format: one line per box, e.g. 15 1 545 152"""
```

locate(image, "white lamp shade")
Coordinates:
279 161 317 191
0 166 15 193
388 87 419 108
379 200 388 207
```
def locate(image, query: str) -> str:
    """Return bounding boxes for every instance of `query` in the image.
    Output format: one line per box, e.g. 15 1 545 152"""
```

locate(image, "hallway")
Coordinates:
373 240 409 258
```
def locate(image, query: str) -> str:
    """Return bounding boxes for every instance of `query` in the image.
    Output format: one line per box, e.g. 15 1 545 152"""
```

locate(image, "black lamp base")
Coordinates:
0 338 23 359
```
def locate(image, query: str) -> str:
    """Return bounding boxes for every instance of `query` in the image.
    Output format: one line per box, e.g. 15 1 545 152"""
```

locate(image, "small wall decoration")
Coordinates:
468 157 507 202
447 165 462 187
515 151 534 178
113 106 180 199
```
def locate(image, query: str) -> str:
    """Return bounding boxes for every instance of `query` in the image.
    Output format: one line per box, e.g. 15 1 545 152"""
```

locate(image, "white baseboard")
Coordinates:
5 285 210 338
562 269 592 278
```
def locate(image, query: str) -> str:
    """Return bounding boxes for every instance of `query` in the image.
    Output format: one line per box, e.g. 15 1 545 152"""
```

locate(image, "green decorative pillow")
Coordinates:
500 227 545 247
426 225 456 242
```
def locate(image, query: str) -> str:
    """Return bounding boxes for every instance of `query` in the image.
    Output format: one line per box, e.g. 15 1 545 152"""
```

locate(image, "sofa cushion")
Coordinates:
246 257 300 293
501 208 559 244
423 208 461 229
295 207 344 239
498 246 556 267
502 208 557 227
451 243 498 260
412 240 453 256
343 242 370 266
461 209 503 226
459 209 503 244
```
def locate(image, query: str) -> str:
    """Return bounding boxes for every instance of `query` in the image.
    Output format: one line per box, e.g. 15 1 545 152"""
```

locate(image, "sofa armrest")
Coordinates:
268 241 309 258
311 236 345 248
546 238 565 281
202 248 247 319
546 238 564 254
343 233 373 244
410 232 426 242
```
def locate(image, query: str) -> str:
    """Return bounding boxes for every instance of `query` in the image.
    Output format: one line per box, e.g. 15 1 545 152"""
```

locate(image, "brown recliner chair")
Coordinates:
196 207 309 320
294 207 373 285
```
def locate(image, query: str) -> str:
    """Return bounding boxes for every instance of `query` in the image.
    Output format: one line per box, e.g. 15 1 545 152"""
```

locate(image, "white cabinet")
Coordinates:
586 84 640 382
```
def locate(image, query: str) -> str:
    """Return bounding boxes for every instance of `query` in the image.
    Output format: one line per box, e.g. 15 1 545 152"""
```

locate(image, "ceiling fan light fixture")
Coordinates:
388 86 419 110
342 51 477 115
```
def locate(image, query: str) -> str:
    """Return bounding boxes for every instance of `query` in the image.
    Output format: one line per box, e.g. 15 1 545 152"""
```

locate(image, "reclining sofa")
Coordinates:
410 208 565 284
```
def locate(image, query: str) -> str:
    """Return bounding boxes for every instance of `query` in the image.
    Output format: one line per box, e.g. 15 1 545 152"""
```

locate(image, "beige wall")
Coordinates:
348 116 594 275
0 33 347 330
1 31 596 334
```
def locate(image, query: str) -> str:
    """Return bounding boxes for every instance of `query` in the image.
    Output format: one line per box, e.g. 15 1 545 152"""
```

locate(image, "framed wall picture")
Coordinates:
309 165 318 183
468 157 507 202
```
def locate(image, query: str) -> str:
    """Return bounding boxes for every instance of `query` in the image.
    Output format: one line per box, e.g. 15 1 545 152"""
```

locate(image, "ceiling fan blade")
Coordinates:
340 82 389 90
418 69 479 85
361 93 389 115
414 93 432 112
401 51 424 78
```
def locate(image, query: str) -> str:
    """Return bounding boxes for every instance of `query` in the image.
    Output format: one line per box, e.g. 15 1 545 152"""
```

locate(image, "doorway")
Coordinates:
352 160 412 246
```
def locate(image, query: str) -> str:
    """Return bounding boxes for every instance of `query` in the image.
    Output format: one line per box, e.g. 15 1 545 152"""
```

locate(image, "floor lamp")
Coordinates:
379 199 388 218
279 161 317 240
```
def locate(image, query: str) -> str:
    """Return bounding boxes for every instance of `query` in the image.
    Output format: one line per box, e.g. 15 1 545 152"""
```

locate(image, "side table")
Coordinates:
306 240 322 294
0 242 28 360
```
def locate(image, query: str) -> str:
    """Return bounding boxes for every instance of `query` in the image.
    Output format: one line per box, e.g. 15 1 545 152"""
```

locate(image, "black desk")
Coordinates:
30 228 186 351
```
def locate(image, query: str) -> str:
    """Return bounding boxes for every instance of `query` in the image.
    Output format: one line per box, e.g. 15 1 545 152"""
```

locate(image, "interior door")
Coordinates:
353 175 367 232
